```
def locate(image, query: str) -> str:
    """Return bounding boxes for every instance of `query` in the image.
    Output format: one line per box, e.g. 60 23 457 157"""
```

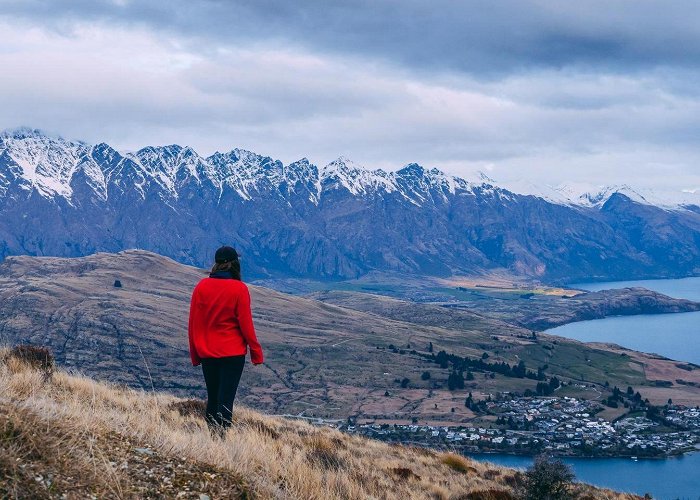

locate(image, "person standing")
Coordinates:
188 246 264 436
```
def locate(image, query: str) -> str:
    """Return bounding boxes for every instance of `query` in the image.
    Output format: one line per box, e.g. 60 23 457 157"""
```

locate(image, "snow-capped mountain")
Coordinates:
0 129 497 206
0 127 89 199
1 128 699 282
500 178 700 210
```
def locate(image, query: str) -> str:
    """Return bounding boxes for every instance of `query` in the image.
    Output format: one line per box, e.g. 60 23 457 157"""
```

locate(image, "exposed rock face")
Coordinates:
1 128 699 282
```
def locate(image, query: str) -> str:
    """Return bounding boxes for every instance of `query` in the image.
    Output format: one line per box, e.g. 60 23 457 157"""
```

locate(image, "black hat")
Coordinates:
215 246 239 264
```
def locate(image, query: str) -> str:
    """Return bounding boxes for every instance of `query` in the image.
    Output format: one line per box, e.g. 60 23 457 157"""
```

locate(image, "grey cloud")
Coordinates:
1 2 699 192
3 0 700 76
183 53 403 123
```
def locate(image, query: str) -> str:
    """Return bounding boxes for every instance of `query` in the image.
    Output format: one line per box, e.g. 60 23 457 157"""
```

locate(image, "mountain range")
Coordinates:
1 127 698 282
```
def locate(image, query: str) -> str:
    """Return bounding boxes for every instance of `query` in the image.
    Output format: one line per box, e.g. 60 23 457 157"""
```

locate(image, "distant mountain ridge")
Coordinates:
1 127 699 282
499 178 700 210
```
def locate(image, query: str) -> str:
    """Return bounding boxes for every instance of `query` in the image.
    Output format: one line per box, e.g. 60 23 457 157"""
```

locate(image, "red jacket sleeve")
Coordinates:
188 286 202 367
236 285 264 364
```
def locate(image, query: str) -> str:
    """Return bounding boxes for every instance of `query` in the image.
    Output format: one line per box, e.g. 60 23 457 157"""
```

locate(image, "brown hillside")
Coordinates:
0 250 697 423
0 351 642 499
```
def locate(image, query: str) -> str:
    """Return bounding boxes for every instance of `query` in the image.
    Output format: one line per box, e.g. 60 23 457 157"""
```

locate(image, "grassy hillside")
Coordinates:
0 250 697 426
0 349 641 499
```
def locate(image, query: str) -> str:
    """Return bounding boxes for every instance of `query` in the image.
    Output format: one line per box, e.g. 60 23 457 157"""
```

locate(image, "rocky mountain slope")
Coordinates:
1 128 699 282
0 351 642 499
1 251 698 421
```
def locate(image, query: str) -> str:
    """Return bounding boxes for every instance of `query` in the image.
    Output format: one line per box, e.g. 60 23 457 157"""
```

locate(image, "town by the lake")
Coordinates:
325 396 700 458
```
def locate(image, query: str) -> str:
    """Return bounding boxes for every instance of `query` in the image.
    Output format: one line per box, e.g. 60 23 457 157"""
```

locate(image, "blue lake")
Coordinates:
469 452 700 500
526 277 700 498
547 277 700 365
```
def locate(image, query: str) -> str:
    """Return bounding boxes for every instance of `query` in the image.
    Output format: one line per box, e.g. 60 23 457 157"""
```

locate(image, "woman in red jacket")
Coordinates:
188 246 264 435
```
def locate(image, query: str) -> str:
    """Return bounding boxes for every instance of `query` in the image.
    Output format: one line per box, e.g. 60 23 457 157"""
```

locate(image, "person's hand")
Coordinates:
252 361 263 366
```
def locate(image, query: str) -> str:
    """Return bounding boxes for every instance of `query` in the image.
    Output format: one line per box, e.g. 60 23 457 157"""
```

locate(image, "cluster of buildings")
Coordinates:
663 406 700 428
337 396 700 457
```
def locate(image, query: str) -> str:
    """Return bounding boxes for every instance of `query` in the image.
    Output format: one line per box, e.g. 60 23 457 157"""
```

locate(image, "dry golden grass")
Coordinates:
440 452 475 474
0 349 642 500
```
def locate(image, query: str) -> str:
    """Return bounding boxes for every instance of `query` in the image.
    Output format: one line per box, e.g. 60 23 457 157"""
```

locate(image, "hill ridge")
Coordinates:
2 250 699 421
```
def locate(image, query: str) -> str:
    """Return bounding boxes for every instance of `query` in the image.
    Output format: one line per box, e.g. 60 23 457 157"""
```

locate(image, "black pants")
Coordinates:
201 355 246 431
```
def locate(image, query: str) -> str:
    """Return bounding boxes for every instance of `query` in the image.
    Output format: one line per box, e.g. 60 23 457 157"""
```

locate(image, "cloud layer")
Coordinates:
0 0 698 191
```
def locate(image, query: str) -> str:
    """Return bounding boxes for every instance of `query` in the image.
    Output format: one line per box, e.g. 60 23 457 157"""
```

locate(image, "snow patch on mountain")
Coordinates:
320 157 398 196
0 128 91 200
207 149 287 201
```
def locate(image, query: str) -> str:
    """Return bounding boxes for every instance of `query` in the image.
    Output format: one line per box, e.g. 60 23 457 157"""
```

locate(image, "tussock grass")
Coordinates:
167 398 207 419
457 489 517 500
5 345 54 379
441 452 476 474
0 349 643 499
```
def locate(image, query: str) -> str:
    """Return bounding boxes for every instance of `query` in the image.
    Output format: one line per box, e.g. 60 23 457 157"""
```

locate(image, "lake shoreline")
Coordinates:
565 275 700 287
469 448 700 460
467 450 700 499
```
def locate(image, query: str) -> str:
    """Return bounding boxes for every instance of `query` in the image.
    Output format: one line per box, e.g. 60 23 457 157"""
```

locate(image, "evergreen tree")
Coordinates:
436 350 449 369
465 392 474 409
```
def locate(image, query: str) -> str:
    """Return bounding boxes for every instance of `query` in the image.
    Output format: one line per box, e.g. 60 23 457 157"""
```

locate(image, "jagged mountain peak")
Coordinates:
135 144 192 160
320 157 399 196
203 148 288 201
212 147 272 166
284 157 318 178
579 184 648 207
289 157 310 166
395 163 465 188
322 156 365 174
131 144 210 194
396 162 426 176
0 127 85 149
135 144 203 167
92 142 115 152
1 126 58 141
476 171 497 184
393 162 475 204
0 128 91 199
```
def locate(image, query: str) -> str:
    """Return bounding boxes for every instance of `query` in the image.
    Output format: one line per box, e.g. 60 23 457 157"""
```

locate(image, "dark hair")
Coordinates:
210 258 241 280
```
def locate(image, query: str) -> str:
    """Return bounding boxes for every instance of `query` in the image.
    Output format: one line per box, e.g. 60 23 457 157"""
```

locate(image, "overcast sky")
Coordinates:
1 0 699 191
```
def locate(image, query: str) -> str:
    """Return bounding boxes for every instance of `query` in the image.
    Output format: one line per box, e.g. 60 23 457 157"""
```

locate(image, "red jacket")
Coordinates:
188 276 264 366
